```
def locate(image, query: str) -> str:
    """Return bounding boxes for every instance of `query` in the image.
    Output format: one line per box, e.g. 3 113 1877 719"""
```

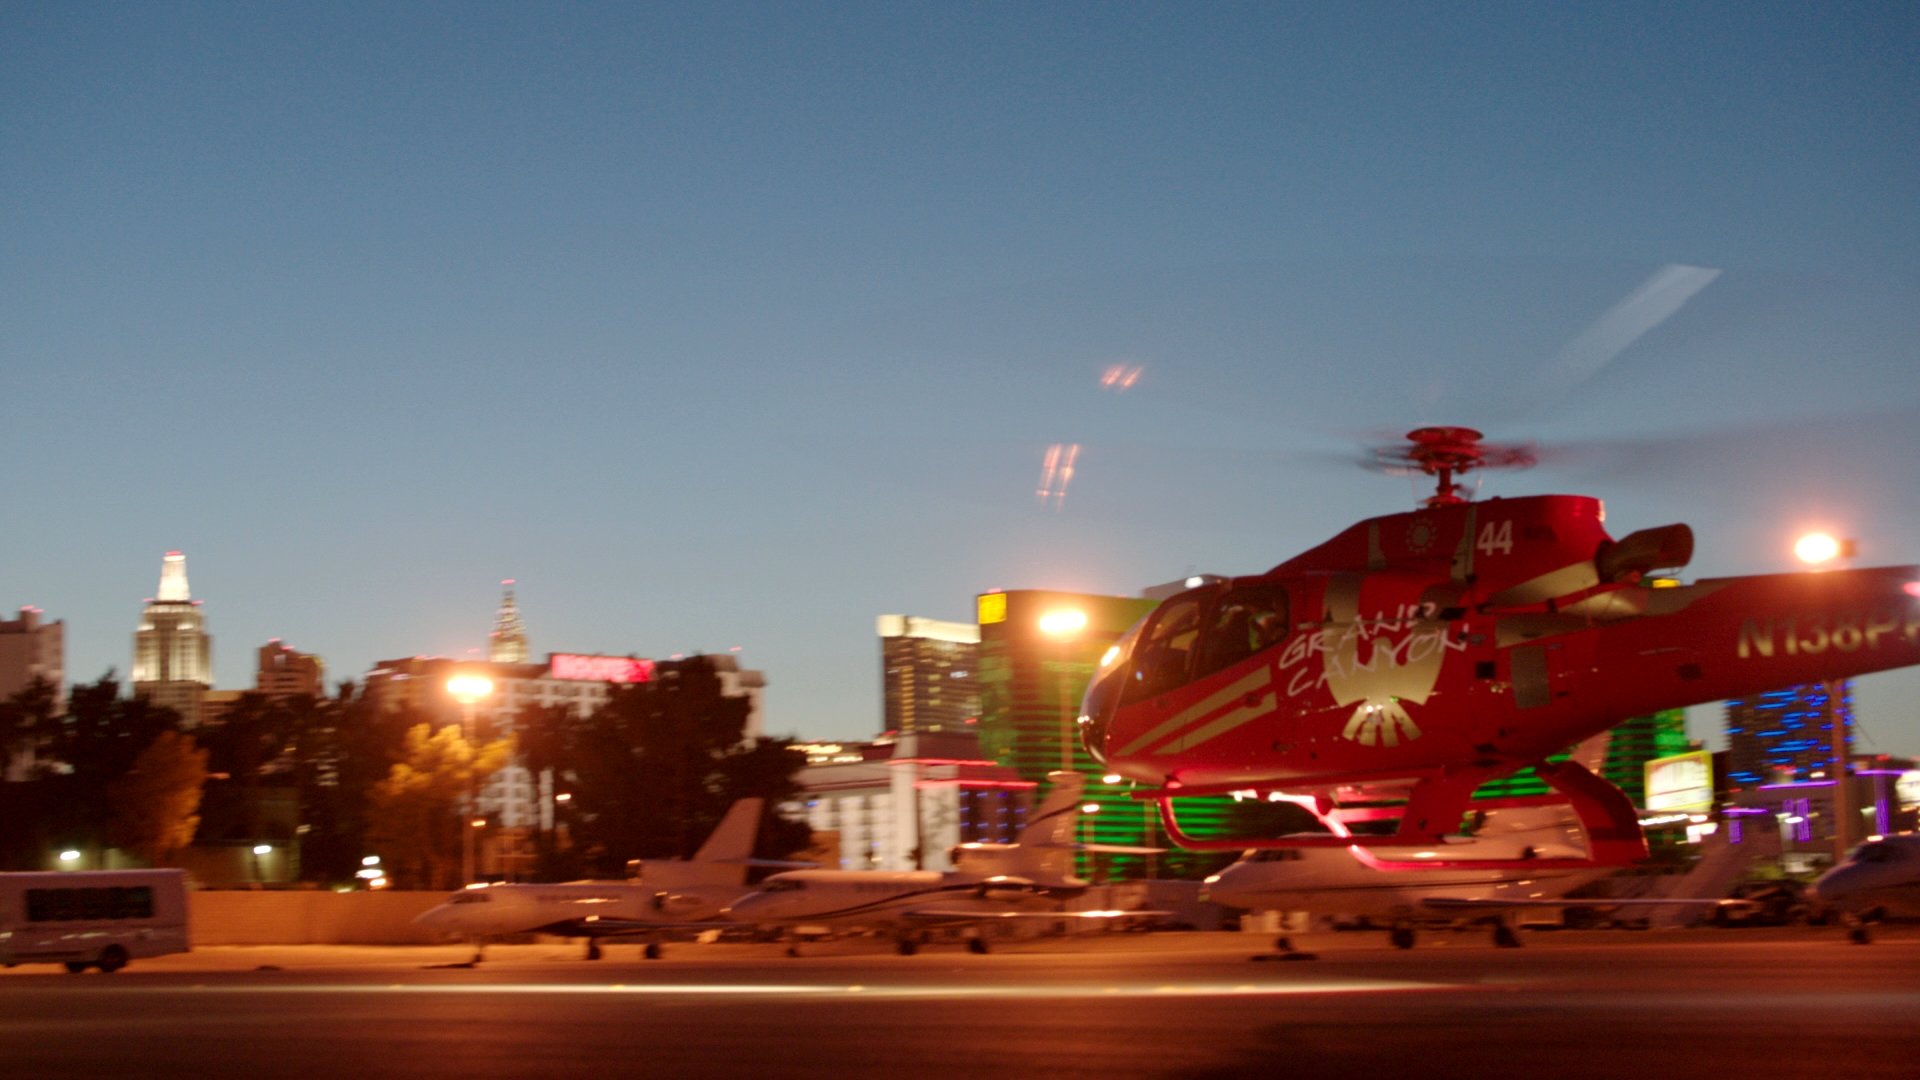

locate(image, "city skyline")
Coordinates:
6 5 1919 752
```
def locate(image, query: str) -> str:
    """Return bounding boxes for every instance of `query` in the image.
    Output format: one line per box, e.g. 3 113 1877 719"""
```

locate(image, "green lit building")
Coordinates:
973 587 1257 879
1471 708 1693 808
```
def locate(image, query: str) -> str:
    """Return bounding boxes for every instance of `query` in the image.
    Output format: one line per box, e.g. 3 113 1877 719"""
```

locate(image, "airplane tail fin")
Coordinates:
693 798 764 865
635 799 788 889
1016 771 1087 849
1014 771 1088 885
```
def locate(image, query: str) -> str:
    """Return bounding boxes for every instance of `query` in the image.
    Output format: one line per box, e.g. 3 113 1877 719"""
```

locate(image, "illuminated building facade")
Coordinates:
132 551 213 726
256 639 325 699
488 579 529 664
877 615 980 734
790 732 1029 871
1724 682 1851 787
1719 682 1862 867
1473 709 1691 808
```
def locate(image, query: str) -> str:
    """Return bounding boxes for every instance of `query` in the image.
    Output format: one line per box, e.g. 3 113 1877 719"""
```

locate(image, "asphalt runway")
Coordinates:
5 929 1918 1079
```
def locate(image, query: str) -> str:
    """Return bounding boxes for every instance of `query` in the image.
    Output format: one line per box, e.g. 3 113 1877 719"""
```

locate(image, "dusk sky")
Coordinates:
6 4 1918 754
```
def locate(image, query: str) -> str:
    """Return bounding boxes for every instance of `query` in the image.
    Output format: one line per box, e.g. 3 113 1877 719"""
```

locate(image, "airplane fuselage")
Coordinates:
725 869 1078 930
414 880 741 940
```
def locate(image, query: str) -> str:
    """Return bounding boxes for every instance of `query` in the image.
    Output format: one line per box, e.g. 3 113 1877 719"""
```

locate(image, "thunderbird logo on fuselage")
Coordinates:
1137 587 1461 757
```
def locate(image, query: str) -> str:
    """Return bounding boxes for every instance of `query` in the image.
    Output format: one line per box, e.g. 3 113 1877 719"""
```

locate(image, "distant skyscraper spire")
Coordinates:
489 579 528 663
134 550 213 724
157 550 191 602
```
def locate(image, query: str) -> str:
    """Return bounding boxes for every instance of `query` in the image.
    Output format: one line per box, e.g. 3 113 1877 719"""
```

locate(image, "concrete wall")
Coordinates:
189 891 448 946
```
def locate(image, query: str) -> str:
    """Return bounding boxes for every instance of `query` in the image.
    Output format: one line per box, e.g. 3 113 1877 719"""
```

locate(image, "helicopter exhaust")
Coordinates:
1596 523 1693 581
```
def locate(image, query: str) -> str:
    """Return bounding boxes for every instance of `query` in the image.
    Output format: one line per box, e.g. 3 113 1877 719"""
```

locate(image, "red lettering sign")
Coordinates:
549 654 655 683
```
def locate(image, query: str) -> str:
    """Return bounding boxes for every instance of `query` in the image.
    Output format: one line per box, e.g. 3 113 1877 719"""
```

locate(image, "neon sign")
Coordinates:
550 653 655 683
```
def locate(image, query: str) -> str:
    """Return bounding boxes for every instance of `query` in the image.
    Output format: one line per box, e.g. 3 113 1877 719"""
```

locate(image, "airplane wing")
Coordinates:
532 917 740 939
895 908 1171 924
1421 897 1751 912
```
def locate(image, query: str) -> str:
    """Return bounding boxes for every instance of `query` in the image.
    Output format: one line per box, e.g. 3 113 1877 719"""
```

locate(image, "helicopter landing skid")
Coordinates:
1143 759 1648 871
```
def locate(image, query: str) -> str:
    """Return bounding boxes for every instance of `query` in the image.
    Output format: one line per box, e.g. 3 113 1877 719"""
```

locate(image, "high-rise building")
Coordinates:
1724 681 1852 787
132 551 213 726
1 605 64 780
256 639 325 699
489 579 529 664
877 615 979 734
0 605 64 704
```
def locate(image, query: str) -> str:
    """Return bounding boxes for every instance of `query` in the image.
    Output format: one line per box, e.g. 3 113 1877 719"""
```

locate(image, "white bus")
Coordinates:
0 869 190 973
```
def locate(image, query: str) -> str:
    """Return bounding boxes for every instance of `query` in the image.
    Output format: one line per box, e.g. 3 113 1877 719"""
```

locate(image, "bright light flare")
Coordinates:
1904 582 1920 599
1099 363 1144 391
58 849 80 863
252 844 272 856
1794 532 1842 566
447 673 495 703
1035 443 1080 509
1038 609 1088 637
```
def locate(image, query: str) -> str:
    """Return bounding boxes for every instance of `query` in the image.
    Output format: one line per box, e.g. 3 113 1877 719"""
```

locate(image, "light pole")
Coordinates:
1037 608 1088 772
1039 607 1089 873
1796 531 1857 866
447 673 495 886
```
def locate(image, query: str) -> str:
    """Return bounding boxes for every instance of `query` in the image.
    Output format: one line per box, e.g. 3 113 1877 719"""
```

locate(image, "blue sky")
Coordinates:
5 3 1918 755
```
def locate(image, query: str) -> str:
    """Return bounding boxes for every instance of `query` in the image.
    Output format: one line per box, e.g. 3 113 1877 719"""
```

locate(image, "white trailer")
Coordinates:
0 869 190 972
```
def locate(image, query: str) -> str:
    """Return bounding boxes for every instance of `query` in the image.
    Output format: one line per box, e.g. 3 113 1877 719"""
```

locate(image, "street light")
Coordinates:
447 673 495 886
251 844 272 887
1040 608 1090 875
1038 609 1088 772
1796 531 1857 866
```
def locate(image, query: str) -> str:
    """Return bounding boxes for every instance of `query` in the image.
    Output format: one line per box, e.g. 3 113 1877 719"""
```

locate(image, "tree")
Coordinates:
0 676 60 772
14 674 181 863
561 656 809 876
294 682 421 884
107 731 209 867
365 723 513 890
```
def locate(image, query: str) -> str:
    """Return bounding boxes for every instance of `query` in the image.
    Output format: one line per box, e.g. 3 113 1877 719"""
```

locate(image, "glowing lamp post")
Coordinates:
1038 609 1089 772
1796 532 1856 865
447 673 495 886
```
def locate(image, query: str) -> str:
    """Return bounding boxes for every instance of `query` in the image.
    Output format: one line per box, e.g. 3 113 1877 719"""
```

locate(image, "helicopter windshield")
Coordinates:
1081 583 1291 765
1080 613 1150 761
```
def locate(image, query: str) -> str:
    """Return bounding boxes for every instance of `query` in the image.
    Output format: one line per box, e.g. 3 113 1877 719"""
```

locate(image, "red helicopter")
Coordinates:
1080 426 1920 870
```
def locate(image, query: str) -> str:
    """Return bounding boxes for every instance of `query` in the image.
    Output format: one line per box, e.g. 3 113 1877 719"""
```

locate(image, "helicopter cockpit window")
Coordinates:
1192 585 1289 680
1122 595 1204 705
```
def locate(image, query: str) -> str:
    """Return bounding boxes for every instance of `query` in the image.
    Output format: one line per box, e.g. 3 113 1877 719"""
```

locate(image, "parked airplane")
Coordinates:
724 771 1158 955
414 798 798 963
1203 806 1733 953
1814 833 1920 944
